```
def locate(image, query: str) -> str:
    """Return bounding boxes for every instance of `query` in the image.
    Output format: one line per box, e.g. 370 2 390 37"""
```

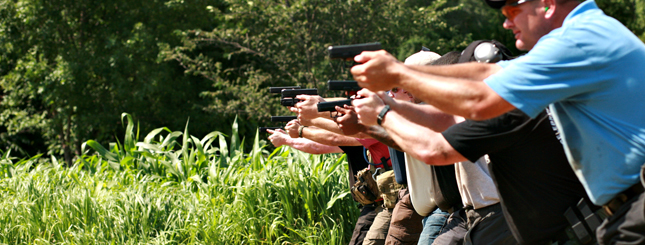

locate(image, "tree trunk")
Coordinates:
64 114 73 166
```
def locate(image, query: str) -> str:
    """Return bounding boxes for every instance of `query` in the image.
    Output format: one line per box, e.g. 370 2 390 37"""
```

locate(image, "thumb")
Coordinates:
335 106 352 114
354 50 378 63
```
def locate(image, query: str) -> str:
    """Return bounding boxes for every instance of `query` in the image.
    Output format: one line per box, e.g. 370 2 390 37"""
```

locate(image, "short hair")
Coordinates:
430 51 462 66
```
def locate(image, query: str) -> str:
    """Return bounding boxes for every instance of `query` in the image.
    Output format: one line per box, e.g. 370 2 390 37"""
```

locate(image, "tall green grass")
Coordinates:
0 114 358 244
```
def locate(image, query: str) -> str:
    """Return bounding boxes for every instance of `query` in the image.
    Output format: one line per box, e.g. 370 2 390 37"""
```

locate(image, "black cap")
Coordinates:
459 40 513 64
484 0 506 9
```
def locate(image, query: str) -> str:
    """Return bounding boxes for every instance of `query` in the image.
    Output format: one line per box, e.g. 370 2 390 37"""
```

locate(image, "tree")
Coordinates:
0 0 226 163
167 0 469 140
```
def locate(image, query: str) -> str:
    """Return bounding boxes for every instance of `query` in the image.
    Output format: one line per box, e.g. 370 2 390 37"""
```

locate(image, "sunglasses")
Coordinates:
501 0 538 21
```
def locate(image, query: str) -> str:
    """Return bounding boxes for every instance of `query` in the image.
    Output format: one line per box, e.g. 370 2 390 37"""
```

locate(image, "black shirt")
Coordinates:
442 109 588 245
339 146 369 185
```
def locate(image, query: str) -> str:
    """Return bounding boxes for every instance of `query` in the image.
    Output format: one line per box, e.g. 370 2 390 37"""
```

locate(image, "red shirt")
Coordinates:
355 138 392 168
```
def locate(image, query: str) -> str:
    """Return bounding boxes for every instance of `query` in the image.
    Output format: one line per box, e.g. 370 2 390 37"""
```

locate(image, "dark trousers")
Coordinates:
351 204 379 245
385 189 425 244
463 203 516 245
596 191 645 245
432 203 516 245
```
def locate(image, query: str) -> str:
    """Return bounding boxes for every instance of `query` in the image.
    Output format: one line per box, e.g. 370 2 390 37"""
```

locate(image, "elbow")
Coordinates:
327 135 348 146
415 148 452 166
466 107 491 121
463 99 505 121
463 86 512 121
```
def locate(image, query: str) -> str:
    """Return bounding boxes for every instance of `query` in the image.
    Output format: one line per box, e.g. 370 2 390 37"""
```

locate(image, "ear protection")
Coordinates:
458 40 513 64
473 42 503 63
545 6 549 11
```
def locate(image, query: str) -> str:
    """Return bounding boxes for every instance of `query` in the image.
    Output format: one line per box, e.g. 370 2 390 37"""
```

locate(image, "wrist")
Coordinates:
298 125 307 137
377 105 391 126
391 62 406 89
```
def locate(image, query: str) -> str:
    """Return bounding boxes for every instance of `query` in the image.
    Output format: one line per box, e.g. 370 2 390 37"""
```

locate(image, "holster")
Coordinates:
350 167 381 205
563 198 604 244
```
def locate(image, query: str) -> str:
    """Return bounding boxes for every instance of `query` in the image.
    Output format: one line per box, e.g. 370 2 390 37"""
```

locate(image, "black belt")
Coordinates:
602 182 645 216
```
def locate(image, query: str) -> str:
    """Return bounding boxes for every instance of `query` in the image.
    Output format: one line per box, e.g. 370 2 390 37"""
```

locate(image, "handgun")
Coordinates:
328 80 361 92
269 86 301 93
271 116 298 122
328 42 382 60
260 116 298 133
280 88 319 106
280 88 318 98
317 99 353 112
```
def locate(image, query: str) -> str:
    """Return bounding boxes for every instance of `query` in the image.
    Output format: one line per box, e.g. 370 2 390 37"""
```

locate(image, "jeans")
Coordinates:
418 208 449 245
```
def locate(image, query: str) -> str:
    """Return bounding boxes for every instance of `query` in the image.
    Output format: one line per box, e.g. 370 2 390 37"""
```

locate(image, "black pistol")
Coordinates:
317 99 353 113
280 88 319 106
328 42 382 60
269 86 301 93
317 80 361 113
327 80 361 92
271 116 298 122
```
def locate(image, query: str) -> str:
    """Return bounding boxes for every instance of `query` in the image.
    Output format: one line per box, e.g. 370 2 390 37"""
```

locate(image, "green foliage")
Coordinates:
1 0 644 164
166 0 471 139
0 0 226 162
0 115 357 244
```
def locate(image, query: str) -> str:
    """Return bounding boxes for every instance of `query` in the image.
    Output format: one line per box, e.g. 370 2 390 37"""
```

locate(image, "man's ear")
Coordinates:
544 0 556 18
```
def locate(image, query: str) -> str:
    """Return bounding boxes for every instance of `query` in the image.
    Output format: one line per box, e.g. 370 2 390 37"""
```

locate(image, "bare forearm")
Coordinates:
364 125 402 151
386 100 458 132
407 62 500 81
285 137 344 154
301 126 362 146
397 65 514 120
380 110 466 165
308 117 343 134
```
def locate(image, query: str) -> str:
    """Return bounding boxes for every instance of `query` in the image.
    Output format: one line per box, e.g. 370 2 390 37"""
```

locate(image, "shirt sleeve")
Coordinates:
484 31 605 118
441 110 540 162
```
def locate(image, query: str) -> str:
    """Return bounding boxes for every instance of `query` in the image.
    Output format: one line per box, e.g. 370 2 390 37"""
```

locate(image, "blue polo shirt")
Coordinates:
484 0 645 205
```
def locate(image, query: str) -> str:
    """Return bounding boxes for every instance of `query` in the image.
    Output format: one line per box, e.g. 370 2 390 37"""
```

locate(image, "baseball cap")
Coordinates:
484 0 506 9
404 50 441 66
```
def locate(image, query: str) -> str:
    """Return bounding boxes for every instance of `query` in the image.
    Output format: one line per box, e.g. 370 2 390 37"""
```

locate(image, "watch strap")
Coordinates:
377 105 391 126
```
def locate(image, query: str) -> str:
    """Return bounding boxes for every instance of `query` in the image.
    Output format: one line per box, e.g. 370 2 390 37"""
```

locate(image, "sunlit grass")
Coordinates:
0 114 358 244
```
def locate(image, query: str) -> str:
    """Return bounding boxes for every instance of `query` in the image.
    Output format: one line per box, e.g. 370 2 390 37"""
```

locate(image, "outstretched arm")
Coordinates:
351 50 515 120
284 119 362 147
353 90 468 165
267 129 344 154
379 109 467 165
333 105 401 150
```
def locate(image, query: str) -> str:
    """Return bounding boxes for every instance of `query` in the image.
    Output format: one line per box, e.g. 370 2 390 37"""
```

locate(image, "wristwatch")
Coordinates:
377 105 391 126
298 125 306 137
